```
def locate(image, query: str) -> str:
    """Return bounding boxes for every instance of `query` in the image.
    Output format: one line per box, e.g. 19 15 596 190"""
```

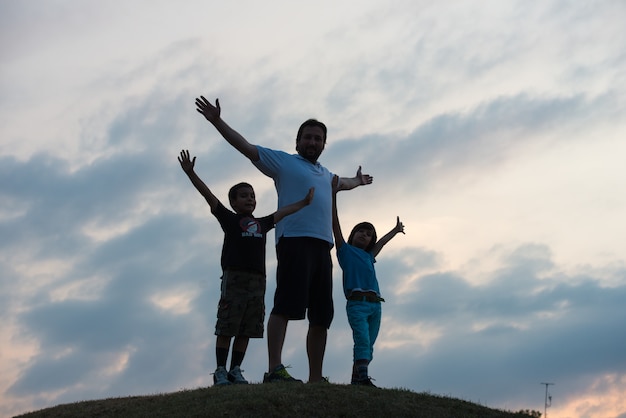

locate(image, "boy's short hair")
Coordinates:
228 182 253 202
348 222 377 253
296 119 327 143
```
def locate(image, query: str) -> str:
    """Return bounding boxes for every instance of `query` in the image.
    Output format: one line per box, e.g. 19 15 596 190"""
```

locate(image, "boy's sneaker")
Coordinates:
263 364 303 383
228 365 248 384
213 366 232 386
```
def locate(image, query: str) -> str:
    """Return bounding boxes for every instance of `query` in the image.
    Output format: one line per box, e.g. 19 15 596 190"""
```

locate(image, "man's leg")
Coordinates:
306 239 333 383
267 313 288 372
307 324 327 382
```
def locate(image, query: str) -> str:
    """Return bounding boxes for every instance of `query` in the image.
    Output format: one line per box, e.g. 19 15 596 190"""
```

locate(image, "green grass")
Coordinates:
15 383 539 418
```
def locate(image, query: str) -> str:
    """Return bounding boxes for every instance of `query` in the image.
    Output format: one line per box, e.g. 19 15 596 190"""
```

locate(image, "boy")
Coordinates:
331 176 404 386
178 149 314 385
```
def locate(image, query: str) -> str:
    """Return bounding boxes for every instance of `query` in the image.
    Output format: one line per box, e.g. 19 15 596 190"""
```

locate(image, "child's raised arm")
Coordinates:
273 187 315 224
371 216 405 257
178 149 220 211
331 175 346 249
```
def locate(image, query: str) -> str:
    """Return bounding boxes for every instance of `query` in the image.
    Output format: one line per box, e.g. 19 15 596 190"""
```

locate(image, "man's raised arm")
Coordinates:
337 166 373 191
195 96 260 162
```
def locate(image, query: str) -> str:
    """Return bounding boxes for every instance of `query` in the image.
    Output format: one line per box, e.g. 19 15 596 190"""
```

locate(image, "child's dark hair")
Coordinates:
228 182 253 202
348 222 377 253
296 119 327 143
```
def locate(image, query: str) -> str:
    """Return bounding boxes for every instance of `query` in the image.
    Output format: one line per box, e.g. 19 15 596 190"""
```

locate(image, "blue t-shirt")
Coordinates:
253 146 334 244
337 243 381 298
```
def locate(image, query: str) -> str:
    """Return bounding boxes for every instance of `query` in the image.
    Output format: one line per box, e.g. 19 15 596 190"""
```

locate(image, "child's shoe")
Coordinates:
228 365 248 384
351 365 377 387
213 366 232 386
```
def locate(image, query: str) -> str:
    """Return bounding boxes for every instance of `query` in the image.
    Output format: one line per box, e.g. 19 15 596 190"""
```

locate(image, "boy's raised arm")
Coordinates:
371 216 405 257
195 96 260 162
178 149 220 211
273 187 315 224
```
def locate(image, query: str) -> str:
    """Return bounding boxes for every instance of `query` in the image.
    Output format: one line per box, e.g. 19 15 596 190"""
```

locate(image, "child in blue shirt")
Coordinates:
331 176 404 386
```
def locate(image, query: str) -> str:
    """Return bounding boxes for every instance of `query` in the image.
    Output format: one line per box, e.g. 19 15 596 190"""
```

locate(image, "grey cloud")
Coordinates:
3 144 224 407
9 351 100 394
376 247 443 282
323 91 616 198
9 212 221 404
369 245 626 409
0 151 168 254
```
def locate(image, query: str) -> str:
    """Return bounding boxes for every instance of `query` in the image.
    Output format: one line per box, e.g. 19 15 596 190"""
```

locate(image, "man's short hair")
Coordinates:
296 119 327 143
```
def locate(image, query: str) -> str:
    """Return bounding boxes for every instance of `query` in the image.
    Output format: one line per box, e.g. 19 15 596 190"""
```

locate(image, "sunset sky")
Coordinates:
1 1 625 417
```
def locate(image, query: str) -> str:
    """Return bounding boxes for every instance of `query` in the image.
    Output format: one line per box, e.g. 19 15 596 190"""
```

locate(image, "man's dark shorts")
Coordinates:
215 269 266 338
272 237 334 328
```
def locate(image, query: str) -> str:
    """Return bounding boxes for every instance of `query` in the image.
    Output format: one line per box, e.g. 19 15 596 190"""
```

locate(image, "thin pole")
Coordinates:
541 382 554 417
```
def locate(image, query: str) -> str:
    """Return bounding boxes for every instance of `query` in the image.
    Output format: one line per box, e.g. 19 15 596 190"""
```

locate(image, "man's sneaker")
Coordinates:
227 365 248 384
263 364 303 383
213 366 232 386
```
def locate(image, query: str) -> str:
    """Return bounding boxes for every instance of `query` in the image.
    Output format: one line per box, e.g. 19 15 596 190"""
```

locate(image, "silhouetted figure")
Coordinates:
195 97 372 383
178 149 313 385
331 175 405 386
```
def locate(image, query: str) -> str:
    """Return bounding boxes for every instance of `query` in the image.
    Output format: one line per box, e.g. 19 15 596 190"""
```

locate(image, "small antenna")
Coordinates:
540 382 554 417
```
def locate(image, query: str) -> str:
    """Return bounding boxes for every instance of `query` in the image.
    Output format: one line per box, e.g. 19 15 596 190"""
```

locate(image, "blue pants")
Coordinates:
346 300 381 362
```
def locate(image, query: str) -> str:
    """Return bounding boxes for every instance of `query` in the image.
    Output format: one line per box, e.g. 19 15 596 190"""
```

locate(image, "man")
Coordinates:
195 96 372 383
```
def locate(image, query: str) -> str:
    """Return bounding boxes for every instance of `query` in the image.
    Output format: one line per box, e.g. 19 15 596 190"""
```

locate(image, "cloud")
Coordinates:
0 146 216 405
2 2 626 417
369 244 626 410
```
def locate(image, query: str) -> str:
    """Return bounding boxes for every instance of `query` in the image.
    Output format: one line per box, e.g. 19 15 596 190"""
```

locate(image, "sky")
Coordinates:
1 1 625 417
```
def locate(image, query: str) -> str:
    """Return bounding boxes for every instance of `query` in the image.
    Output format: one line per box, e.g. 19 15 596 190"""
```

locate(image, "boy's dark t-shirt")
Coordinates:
212 202 275 275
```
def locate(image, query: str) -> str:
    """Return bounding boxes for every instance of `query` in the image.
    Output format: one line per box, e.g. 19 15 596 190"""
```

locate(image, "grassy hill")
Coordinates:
15 383 540 418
